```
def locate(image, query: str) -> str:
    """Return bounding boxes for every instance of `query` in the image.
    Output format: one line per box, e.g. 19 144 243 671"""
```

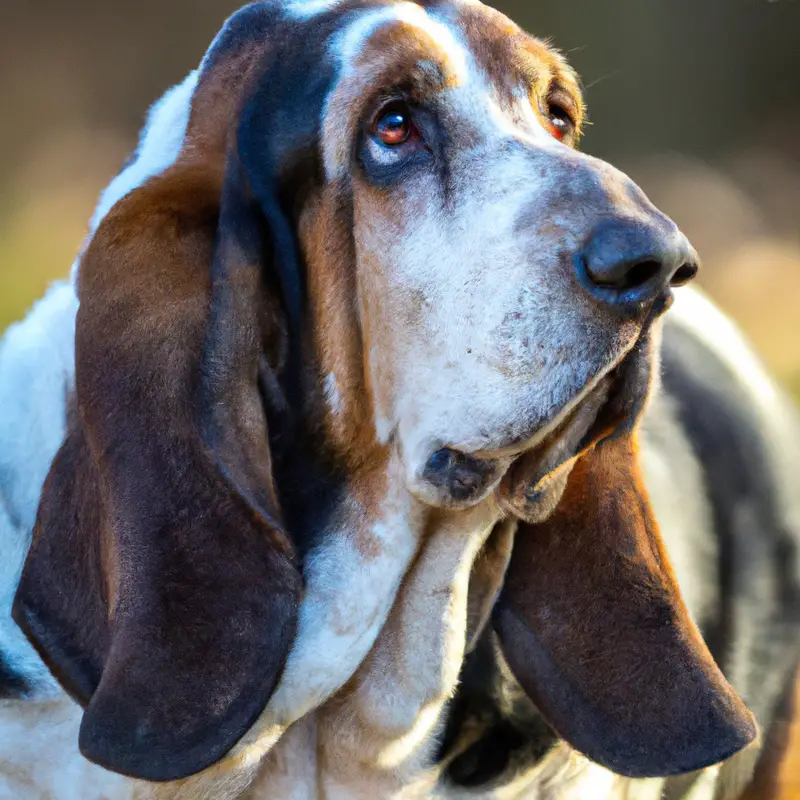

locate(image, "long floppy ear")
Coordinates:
494 335 757 778
12 145 302 780
13 2 346 779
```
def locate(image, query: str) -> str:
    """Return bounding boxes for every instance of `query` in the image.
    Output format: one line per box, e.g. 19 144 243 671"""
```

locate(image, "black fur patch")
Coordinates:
661 318 800 731
438 632 557 787
0 651 30 698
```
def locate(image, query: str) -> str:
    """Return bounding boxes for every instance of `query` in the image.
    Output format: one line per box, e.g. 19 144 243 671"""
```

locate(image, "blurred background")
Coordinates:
2 0 799 397
0 0 798 795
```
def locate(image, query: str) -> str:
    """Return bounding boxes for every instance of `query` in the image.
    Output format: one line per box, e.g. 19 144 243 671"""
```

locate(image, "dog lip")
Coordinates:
496 379 612 522
422 317 658 512
473 304 661 465
496 317 661 523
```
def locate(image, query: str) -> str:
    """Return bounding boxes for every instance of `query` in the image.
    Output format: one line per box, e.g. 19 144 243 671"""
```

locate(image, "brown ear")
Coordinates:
12 152 301 782
494 342 757 777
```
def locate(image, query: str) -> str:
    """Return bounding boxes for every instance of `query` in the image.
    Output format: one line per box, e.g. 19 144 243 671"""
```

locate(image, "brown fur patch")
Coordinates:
299 184 381 466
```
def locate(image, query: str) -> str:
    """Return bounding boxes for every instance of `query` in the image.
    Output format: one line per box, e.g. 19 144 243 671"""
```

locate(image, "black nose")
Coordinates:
575 218 699 309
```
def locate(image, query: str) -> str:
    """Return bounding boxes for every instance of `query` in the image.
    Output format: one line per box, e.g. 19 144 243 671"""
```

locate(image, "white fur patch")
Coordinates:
346 505 498 773
285 0 345 18
268 502 419 724
333 2 469 82
0 697 133 799
0 283 78 691
670 286 782 415
323 372 343 415
227 452 424 763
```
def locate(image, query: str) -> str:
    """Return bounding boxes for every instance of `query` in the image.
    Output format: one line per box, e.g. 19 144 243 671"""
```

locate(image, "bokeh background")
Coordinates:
1 0 799 793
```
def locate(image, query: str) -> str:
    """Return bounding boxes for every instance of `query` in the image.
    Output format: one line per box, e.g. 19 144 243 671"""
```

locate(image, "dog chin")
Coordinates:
405 378 613 514
402 329 653 514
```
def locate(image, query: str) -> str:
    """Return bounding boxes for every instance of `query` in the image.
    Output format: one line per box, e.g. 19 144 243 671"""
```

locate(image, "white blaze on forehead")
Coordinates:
333 2 470 80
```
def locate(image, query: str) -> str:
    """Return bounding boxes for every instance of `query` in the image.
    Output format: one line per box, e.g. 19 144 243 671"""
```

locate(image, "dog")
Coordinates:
0 1 797 798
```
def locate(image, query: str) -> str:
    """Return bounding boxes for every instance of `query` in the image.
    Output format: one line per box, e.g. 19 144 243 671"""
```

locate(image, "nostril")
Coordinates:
584 257 663 293
671 261 699 287
618 260 661 291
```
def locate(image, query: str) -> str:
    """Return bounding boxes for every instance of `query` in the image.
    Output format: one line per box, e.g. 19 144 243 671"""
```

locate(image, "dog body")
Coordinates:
0 1 796 798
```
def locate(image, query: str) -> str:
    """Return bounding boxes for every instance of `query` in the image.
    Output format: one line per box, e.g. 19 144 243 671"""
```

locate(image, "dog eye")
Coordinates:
546 100 574 142
541 87 579 143
373 103 417 146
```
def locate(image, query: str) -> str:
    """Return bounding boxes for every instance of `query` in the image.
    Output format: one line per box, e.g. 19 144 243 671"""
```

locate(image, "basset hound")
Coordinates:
0 1 798 799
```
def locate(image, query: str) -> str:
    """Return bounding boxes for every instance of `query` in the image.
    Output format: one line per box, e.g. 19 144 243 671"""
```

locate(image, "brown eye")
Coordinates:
373 103 414 146
546 99 575 142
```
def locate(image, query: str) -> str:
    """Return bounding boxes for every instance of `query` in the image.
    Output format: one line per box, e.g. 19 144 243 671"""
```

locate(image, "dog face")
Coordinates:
290 1 699 511
13 0 753 786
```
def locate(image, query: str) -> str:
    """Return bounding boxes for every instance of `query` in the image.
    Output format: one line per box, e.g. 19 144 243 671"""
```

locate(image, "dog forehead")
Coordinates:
332 3 468 76
281 0 563 102
324 1 561 86
199 1 560 93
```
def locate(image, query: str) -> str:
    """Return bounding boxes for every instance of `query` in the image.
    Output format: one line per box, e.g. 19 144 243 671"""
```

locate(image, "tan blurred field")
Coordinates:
768 678 800 800
781 692 800 798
